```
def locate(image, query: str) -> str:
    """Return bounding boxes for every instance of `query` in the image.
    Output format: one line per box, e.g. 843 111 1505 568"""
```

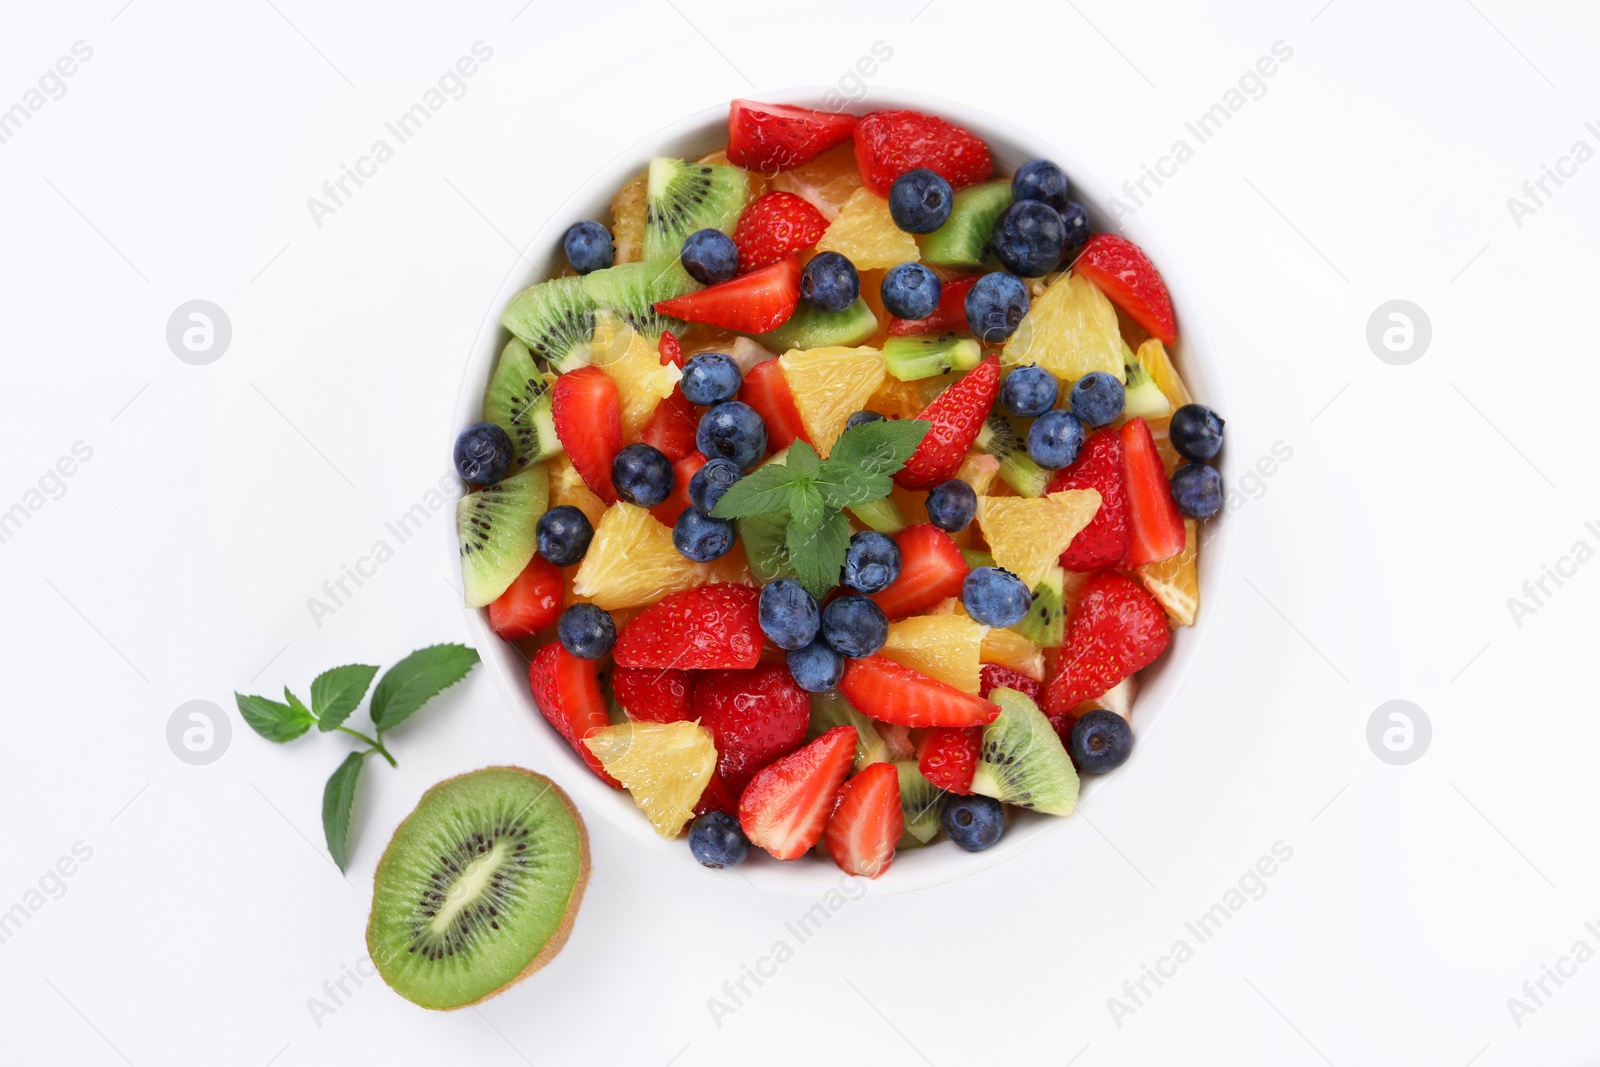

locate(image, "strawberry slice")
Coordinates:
823 762 903 879
979 663 1044 704
612 583 763 670
639 388 700 462
654 257 800 334
611 666 693 723
1045 573 1170 713
916 727 980 795
552 366 622 503
1072 234 1177 346
733 192 829 273
867 524 968 618
649 452 707 527
738 358 812 452
697 662 811 792
694 773 738 817
726 99 859 172
1047 431 1130 571
738 725 857 860
658 329 684 369
887 274 980 336
895 356 1000 490
488 555 564 640
1121 417 1186 566
838 655 1000 728
853 109 993 197
528 643 620 787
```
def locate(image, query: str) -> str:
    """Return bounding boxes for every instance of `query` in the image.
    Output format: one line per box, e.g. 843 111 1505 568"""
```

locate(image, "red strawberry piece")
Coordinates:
853 109 993 197
488 555 564 640
697 662 811 792
822 762 903 879
1047 431 1130 571
694 772 738 817
738 725 857 860
639 388 700 462
895 356 1001 490
658 329 684 368
528 643 620 787
1072 234 1177 346
612 583 763 670
733 192 829 273
867 524 968 618
739 358 812 452
610 666 693 723
654 257 800 334
916 727 981 795
552 366 622 503
887 274 980 336
649 452 707 527
726 99 859 172
1044 573 1170 714
1121 417 1186 566
979 663 1043 704
838 655 1000 728
1047 713 1075 751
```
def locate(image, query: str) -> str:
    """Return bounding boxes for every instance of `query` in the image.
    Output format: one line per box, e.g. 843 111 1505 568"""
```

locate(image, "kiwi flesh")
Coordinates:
920 181 1012 270
808 691 889 771
849 496 907 535
367 766 589 1011
894 760 946 848
1011 566 1066 648
961 549 996 571
1122 341 1175 420
499 260 697 373
754 298 878 351
971 687 1080 816
582 258 696 342
644 156 751 261
976 413 1049 497
882 334 983 382
483 339 562 471
457 465 548 607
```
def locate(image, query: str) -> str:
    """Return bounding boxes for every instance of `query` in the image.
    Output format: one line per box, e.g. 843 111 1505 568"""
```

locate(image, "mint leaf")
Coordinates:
829 419 930 475
788 481 825 531
815 466 894 510
235 692 313 742
711 463 798 519
369 644 480 733
285 687 314 725
786 439 823 478
785 509 851 600
321 751 365 871
310 664 379 732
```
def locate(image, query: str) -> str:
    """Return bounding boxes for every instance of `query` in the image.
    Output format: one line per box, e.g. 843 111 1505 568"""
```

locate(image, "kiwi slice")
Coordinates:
883 334 983 382
754 298 879 351
644 157 751 261
483 339 561 471
500 275 594 373
808 691 889 771
1011 566 1066 648
582 258 696 342
976 413 1049 497
457 465 548 607
961 549 996 571
1122 341 1175 420
971 688 1080 816
894 761 947 848
920 181 1012 270
849 496 907 535
367 767 588 1011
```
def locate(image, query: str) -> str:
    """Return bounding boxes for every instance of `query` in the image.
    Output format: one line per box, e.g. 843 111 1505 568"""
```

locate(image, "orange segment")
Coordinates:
771 142 862 220
975 490 1102 590
980 626 1045 680
1003 273 1123 382
880 615 986 693
591 312 681 439
585 721 716 837
548 453 607 529
572 503 706 610
778 345 886 456
816 189 920 270
1137 518 1198 626
610 172 647 265
1139 338 1191 409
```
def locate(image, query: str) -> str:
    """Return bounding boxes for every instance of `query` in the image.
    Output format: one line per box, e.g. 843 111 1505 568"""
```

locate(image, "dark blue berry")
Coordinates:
942 794 1005 851
1059 201 1091 260
990 200 1066 278
821 594 888 658
673 508 735 562
680 351 743 406
1169 404 1225 461
610 443 674 507
1068 710 1133 773
689 457 742 514
843 531 902 594
1012 159 1071 214
453 422 514 485
563 221 614 275
696 401 767 469
888 167 953 233
688 811 749 868
1170 463 1223 519
787 638 845 692
680 228 739 286
880 262 941 320
1000 364 1058 418
965 272 1030 343
962 566 1031 628
1070 372 1125 427
536 505 593 567
925 479 977 533
558 603 615 660
759 578 821 651
1027 410 1085 470
845 410 886 432
801 251 859 313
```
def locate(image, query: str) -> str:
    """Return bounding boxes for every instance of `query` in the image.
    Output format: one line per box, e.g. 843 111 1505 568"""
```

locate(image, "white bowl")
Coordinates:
451 89 1234 896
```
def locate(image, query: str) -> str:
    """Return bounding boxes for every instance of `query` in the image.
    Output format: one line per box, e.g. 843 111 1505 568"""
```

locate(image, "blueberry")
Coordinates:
880 262 942 320
611 443 674 507
680 228 739 286
887 167 953 233
673 508 735 562
990 200 1066 278
759 578 821 651
696 401 768 469
1170 462 1223 519
787 638 845 692
1000 364 1058 418
965 272 1030 343
689 457 743 514
1011 159 1071 214
1027 410 1085 470
801 251 859 313
557 603 615 660
562 221 614 275
941 794 1005 851
845 410 886 432
925 479 977 533
1169 404 1225 461
1070 372 1125 427
536 505 594 567
453 421 514 485
821 594 888 658
843 531 902 594
1068 710 1133 773
1058 201 1092 260
962 566 1031 628
680 351 743 406
688 811 750 868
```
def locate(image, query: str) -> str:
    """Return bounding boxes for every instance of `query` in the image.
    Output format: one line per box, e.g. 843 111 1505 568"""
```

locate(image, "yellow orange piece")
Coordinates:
880 615 986 693
956 453 1000 496
979 625 1045 680
771 142 862 220
547 453 607 529
572 503 707 610
1147 416 1183 476
591 312 681 439
1137 518 1198 626
976 490 1102 590
1003 273 1124 382
1139 338 1191 409
609 172 647 265
816 189 920 270
865 373 943 422
585 721 716 838
778 345 886 456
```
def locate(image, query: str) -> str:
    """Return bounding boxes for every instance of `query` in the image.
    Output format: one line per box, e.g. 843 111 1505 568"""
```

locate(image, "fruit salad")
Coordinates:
453 99 1227 879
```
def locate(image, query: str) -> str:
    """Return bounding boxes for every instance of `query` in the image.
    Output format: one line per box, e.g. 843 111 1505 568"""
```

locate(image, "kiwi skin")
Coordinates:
365 766 590 1011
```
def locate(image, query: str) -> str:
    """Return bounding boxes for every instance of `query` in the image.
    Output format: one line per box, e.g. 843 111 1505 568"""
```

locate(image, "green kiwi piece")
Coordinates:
1121 341 1175 420
961 549 996 571
848 496 907 534
367 766 589 1011
1011 566 1066 648
894 760 947 848
808 691 889 771
483 339 561 471
457 465 548 607
754 298 878 351
581 258 696 341
882 333 983 382
500 275 594 373
976 413 1050 497
644 156 751 261
971 688 1080 816
920 181 1012 270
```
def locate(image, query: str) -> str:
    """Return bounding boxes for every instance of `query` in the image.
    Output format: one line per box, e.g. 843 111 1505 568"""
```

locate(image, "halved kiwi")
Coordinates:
482 339 561 471
644 156 751 261
920 181 1012 270
754 298 878 351
976 413 1049 497
367 766 589 1011
882 333 983 382
457 465 548 607
971 687 1079 816
499 260 697 373
1011 566 1066 649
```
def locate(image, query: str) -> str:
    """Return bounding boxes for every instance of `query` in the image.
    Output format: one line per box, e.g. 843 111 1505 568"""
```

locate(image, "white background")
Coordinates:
2 1 1597 1064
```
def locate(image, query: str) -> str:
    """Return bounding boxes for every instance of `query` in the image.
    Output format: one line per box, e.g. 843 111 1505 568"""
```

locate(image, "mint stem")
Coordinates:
336 726 397 767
